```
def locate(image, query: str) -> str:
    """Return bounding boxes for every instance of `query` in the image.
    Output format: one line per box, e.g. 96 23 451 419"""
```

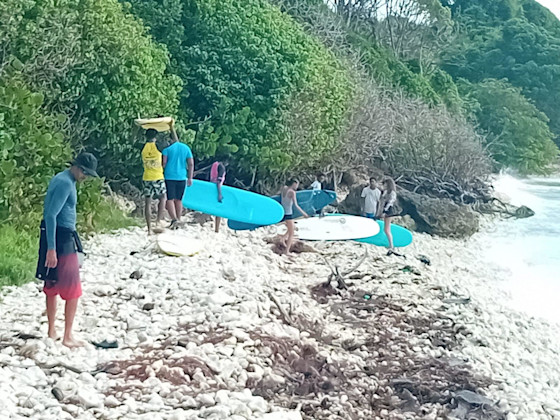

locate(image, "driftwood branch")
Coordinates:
323 247 368 289
267 291 294 325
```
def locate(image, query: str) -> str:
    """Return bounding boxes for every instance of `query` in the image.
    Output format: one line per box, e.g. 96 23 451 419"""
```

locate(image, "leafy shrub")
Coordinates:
77 178 137 233
443 2 560 143
459 79 558 173
0 225 37 288
1 0 181 180
0 75 71 227
272 0 465 114
126 0 353 179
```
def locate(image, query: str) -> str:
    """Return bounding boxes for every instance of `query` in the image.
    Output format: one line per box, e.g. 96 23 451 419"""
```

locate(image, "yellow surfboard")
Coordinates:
135 117 174 132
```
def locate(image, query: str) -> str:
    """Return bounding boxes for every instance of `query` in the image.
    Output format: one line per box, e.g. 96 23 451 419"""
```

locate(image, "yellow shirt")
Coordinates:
142 142 164 181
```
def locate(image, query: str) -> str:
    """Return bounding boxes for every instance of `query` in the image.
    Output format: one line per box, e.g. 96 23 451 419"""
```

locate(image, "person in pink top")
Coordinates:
209 160 228 232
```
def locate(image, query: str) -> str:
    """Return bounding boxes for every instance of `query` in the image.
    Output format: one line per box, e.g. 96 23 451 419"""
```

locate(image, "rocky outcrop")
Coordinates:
340 184 479 238
398 190 479 238
338 183 366 215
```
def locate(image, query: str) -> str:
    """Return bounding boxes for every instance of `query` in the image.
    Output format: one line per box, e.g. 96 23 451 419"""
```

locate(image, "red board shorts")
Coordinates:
43 253 82 300
37 221 83 301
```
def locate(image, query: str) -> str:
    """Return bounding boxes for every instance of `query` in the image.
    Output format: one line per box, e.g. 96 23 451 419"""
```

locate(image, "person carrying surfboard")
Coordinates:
381 177 398 254
36 153 98 348
209 160 228 233
361 177 382 219
162 123 194 229
281 179 309 256
141 129 167 234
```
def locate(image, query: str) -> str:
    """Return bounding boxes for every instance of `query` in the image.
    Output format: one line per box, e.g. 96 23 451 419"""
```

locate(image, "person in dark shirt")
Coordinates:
36 153 98 347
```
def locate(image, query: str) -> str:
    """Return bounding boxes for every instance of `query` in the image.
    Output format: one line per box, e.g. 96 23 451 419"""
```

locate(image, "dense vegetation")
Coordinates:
124 0 354 179
1 0 559 285
441 0 560 169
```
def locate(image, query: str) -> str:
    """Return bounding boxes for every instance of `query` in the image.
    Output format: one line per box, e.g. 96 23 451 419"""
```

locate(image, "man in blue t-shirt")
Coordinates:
162 123 194 228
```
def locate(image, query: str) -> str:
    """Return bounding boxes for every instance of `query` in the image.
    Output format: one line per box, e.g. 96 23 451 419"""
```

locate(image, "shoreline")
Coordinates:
0 217 559 419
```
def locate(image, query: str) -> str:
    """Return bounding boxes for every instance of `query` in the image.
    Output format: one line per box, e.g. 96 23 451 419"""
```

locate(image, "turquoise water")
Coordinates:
485 175 560 323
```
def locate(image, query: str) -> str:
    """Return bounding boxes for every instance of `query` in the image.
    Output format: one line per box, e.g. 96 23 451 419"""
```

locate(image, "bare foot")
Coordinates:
62 337 85 348
48 329 59 340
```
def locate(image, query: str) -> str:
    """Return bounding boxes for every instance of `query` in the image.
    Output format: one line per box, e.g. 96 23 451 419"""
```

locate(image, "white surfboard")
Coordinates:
134 117 174 132
157 232 203 256
294 215 380 241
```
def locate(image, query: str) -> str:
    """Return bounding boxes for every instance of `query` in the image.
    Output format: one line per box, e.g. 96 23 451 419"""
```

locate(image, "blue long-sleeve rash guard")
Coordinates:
43 169 77 250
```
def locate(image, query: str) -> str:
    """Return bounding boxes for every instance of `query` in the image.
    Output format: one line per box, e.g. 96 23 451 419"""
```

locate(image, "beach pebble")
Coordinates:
247 396 268 413
197 393 216 406
77 389 103 408
207 290 236 306
0 225 557 420
104 395 120 408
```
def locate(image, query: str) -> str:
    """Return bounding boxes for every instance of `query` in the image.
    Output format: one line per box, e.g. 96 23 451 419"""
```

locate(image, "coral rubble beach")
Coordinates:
0 220 559 420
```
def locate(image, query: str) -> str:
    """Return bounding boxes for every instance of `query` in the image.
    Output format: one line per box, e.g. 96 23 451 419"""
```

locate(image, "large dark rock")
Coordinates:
398 190 479 238
340 184 479 238
339 183 403 217
338 183 367 215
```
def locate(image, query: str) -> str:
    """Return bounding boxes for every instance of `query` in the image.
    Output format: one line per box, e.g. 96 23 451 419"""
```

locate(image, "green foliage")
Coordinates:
125 0 353 177
459 79 558 173
77 178 138 234
1 0 181 180
443 0 560 144
344 30 465 112
276 1 464 115
0 225 36 288
0 75 71 226
0 0 167 273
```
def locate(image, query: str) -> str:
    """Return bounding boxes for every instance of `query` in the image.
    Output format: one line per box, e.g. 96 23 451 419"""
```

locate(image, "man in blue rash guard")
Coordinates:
36 153 98 347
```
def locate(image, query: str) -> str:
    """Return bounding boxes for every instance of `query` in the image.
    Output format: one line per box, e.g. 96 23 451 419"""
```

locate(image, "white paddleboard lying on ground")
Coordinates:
157 232 203 256
294 215 380 241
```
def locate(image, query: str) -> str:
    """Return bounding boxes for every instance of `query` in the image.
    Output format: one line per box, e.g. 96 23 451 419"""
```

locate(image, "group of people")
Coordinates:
35 125 399 346
277 174 398 257
141 125 228 234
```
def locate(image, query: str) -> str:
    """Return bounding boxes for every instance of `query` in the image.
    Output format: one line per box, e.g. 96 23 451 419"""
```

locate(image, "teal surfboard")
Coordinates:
182 180 284 225
227 189 337 231
356 220 413 248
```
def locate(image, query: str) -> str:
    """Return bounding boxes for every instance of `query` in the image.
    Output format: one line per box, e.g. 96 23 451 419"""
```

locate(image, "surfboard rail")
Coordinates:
228 189 336 230
295 215 380 241
183 180 284 225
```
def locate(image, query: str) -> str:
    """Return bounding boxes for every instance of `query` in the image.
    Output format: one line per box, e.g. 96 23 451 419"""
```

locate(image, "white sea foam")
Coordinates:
482 173 560 323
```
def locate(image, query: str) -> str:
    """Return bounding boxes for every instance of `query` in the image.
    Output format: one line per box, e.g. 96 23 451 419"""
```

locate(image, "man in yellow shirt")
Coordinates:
142 129 167 234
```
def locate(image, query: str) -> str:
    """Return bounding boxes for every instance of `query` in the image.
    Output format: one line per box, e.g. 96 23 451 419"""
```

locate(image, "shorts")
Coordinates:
282 214 294 222
143 179 166 199
43 253 82 300
365 213 377 220
383 206 398 218
165 180 186 201
36 221 83 300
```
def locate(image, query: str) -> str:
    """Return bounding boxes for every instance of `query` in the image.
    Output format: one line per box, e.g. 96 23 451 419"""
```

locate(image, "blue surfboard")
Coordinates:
356 220 413 248
227 189 337 231
182 180 284 225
